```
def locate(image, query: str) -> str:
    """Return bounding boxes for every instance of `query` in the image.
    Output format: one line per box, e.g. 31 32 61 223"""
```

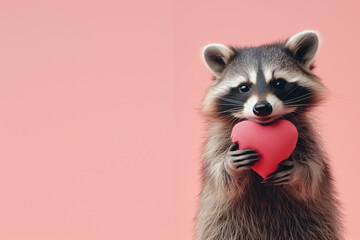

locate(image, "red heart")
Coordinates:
231 120 298 178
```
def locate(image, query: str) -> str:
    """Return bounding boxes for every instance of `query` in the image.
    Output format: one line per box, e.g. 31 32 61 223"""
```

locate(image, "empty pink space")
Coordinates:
0 0 358 239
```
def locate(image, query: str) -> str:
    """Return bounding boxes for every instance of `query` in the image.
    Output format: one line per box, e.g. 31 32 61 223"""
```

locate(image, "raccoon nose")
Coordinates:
253 102 272 116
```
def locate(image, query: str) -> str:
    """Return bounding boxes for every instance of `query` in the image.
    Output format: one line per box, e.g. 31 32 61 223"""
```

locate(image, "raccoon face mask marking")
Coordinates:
201 30 325 123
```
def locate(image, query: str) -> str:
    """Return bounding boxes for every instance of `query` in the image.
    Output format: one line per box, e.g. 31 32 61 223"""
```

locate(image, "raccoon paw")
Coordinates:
261 159 296 186
224 143 261 177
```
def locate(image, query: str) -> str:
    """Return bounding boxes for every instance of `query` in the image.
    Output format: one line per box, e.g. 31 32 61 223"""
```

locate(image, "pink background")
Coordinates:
0 0 359 239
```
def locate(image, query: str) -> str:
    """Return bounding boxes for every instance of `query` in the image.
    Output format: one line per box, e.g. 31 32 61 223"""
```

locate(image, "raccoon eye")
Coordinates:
273 79 287 89
239 84 250 93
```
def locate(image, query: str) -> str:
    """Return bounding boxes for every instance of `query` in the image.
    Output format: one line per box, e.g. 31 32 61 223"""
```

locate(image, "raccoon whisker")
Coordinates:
284 99 307 106
284 99 310 105
218 105 254 114
219 108 243 114
220 101 246 106
289 91 314 98
236 103 252 111
283 91 313 100
288 112 297 120
285 101 312 106
282 87 314 100
283 92 314 103
230 117 238 127
280 85 301 101
288 110 304 119
285 104 309 108
217 103 242 106
291 109 306 115
283 94 314 104
218 98 240 104
218 96 246 105
284 99 312 106
285 105 308 110
217 115 239 126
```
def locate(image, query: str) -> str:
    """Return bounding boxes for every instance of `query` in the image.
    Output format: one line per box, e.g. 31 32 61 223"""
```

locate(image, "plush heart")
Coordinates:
231 120 298 178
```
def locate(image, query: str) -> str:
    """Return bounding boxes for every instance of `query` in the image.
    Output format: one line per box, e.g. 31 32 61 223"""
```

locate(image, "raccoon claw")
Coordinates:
225 143 261 176
262 159 295 186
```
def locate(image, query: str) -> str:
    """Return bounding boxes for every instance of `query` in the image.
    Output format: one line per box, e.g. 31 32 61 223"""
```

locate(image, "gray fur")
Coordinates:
197 31 343 240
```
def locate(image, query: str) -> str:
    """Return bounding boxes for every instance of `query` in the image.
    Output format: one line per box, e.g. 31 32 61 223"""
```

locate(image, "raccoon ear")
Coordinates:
285 30 320 69
202 44 235 77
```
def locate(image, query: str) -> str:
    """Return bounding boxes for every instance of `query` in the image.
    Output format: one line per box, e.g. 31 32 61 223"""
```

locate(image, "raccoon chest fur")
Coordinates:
196 120 341 240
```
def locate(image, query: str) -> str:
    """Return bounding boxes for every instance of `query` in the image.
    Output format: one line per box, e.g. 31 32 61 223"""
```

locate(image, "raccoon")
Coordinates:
196 31 343 240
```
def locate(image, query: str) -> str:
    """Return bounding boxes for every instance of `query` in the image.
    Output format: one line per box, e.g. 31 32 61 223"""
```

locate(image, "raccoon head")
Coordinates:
201 30 325 124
